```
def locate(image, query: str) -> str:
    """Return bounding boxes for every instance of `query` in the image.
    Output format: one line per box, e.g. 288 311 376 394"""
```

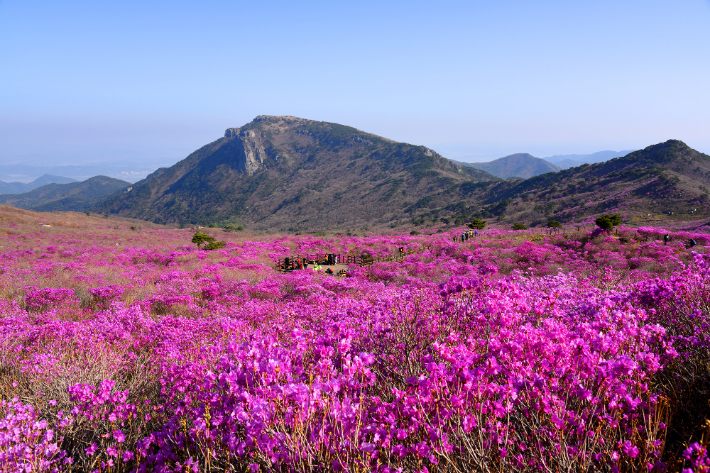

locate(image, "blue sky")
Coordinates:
1 0 709 167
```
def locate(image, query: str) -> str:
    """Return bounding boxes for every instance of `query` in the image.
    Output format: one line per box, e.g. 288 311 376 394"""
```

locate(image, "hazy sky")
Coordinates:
1 0 709 165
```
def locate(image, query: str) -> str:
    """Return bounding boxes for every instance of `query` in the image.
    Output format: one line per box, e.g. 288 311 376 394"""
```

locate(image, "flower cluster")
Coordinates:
0 220 709 471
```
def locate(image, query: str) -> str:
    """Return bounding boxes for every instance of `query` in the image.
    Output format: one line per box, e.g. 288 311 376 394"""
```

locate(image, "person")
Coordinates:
284 257 290 269
474 230 478 237
689 239 697 248
664 234 670 245
326 268 334 275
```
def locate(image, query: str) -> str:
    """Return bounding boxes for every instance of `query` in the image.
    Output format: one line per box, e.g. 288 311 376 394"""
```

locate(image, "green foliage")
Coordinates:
595 214 622 232
468 218 487 230
512 223 527 231
410 230 421 235
204 241 226 251
191 232 214 247
192 232 226 250
546 220 562 229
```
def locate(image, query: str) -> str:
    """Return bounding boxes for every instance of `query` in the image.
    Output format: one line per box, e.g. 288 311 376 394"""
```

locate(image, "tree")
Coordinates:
546 220 562 230
468 219 487 230
595 214 622 232
512 223 527 231
192 232 226 250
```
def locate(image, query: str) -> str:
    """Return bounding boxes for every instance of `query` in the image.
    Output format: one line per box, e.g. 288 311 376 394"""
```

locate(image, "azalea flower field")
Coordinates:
2 212 710 472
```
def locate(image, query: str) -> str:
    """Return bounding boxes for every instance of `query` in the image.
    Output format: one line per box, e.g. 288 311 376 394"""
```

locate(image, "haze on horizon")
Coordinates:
1 0 709 174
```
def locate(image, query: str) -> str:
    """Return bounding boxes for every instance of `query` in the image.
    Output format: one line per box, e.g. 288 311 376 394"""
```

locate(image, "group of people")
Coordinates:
453 230 477 243
281 255 344 275
663 234 698 248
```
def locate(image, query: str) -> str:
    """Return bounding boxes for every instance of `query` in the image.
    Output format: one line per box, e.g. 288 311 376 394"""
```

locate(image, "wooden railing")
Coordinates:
276 251 417 270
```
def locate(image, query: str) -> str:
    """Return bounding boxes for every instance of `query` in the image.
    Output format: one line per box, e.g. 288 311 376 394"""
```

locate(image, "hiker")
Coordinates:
284 257 290 270
326 268 334 275
689 239 697 248
664 234 670 245
474 230 478 237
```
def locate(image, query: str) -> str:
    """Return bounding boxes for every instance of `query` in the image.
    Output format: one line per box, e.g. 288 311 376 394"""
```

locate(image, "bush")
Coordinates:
192 232 226 250
204 241 226 251
468 218 487 230
595 213 622 232
546 220 562 229
512 223 527 230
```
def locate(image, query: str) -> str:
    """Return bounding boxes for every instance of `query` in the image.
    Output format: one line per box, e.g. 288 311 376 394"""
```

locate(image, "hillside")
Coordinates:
0 176 130 212
95 115 497 230
401 140 710 227
457 153 561 179
0 174 76 194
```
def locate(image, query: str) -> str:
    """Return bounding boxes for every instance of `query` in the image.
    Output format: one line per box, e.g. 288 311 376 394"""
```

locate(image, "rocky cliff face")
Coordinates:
221 127 271 175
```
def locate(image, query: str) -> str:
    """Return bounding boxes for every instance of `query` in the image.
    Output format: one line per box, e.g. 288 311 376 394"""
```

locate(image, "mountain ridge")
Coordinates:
402 139 710 227
0 176 131 212
455 153 561 179
95 116 497 230
0 174 77 194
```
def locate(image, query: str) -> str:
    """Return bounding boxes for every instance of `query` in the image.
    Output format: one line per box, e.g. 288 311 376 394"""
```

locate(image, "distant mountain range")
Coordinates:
406 139 710 227
0 162 176 184
0 176 131 212
0 174 77 194
1 116 706 231
454 153 561 179
544 150 633 169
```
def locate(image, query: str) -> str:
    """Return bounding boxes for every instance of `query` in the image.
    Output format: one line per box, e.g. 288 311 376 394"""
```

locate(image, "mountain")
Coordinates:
0 174 77 194
29 174 78 187
0 162 176 184
455 153 561 179
402 140 710 227
545 150 633 169
0 176 131 212
94 115 497 230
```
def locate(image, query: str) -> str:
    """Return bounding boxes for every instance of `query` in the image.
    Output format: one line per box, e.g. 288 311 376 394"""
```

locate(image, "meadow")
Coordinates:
1 208 710 472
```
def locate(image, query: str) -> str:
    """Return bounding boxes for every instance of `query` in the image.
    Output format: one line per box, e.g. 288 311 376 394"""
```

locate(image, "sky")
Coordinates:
1 0 709 173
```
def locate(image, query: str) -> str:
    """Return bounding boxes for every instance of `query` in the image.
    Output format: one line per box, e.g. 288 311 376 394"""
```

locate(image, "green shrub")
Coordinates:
468 218 487 230
192 232 226 250
595 214 622 232
204 241 226 250
512 223 527 230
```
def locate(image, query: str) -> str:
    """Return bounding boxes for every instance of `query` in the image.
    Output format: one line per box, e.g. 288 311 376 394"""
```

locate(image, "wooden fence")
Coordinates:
276 251 417 270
